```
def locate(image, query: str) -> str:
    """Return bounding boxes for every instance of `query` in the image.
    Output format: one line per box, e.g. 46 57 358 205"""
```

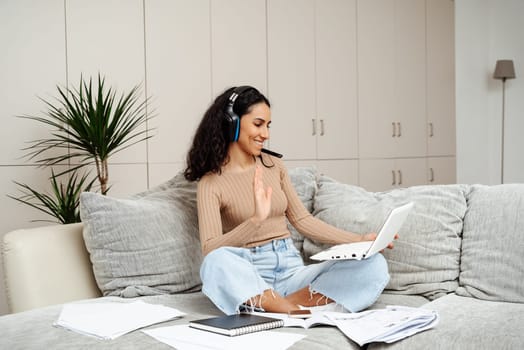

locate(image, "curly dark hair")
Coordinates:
184 86 271 181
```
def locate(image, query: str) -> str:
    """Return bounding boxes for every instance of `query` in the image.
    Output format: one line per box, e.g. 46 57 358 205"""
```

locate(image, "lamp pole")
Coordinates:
501 78 506 184
493 59 516 184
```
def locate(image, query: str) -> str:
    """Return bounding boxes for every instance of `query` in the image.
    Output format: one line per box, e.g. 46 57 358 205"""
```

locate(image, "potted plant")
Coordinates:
9 74 153 223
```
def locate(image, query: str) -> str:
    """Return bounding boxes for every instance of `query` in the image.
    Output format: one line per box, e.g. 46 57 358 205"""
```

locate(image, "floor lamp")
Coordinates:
493 59 516 184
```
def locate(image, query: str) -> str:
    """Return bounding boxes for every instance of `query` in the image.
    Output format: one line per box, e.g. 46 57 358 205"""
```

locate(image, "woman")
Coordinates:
184 86 391 315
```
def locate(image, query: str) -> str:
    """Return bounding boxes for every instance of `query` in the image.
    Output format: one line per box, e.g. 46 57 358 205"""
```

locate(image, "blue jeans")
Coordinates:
200 238 390 315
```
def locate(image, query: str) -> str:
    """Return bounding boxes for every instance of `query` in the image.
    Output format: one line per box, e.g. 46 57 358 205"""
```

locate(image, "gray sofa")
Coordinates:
1 168 523 349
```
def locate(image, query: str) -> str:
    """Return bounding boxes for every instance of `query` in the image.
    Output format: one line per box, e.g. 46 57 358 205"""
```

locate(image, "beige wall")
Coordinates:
456 0 524 184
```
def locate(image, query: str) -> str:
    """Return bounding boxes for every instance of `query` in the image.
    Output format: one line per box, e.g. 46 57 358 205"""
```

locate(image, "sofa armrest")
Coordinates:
1 223 102 313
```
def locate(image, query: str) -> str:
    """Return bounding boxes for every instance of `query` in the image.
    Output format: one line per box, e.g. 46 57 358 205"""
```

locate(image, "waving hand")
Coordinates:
252 165 272 223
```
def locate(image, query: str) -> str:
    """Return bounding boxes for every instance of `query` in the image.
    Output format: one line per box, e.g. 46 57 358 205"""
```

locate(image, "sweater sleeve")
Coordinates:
279 162 361 245
197 176 261 255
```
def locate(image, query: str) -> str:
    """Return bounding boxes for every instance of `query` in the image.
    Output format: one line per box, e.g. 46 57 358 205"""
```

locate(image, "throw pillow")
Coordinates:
80 172 202 297
306 176 468 299
287 166 318 253
456 184 524 303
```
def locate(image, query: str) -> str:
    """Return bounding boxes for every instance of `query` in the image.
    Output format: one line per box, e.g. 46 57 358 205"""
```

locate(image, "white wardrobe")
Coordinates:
265 0 456 190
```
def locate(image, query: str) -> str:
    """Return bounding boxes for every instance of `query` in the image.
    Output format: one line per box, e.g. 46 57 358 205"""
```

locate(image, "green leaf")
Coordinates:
17 74 154 194
7 169 96 224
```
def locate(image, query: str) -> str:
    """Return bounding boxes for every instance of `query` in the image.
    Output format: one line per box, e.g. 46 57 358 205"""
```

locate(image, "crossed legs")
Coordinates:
201 244 389 315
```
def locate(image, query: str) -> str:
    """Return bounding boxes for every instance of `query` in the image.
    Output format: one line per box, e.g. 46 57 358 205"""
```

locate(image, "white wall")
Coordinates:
456 0 524 184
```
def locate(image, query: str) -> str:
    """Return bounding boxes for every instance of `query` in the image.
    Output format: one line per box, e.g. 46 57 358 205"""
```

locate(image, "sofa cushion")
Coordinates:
287 166 318 252
456 184 524 303
305 176 468 299
80 173 202 297
369 294 524 350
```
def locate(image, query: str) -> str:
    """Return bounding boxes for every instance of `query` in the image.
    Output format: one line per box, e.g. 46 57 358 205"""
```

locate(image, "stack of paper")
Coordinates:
326 305 439 346
54 300 185 340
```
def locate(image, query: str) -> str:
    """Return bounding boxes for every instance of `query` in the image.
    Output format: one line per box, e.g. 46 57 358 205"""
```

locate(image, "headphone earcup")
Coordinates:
231 115 240 142
225 86 254 142
225 104 239 142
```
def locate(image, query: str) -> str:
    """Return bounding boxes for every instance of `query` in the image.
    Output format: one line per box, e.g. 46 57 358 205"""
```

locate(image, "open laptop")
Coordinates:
310 202 414 261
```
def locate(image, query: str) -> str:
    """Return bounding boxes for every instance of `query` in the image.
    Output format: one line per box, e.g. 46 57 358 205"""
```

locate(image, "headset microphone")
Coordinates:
261 148 283 158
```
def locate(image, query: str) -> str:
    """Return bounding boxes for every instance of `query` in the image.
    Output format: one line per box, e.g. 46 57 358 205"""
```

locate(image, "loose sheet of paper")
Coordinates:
261 312 337 329
143 324 305 350
325 306 439 346
54 300 185 340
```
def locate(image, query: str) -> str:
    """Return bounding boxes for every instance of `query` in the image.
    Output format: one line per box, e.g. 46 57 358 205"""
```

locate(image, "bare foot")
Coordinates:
244 289 300 313
285 286 334 307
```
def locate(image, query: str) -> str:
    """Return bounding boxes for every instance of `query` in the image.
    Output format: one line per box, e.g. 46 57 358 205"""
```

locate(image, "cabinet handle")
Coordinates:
392 170 396 185
429 167 435 182
397 170 402 185
429 122 434 137
397 122 401 137
312 119 316 136
320 119 325 136
392 122 396 137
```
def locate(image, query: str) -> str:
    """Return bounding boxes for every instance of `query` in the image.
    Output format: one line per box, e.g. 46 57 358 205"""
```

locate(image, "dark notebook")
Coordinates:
189 313 284 336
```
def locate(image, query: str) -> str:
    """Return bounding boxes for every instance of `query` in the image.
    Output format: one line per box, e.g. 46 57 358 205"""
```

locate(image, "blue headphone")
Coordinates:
225 86 253 142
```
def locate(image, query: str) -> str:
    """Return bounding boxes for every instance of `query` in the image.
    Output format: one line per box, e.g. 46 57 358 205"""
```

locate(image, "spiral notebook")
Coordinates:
189 313 284 336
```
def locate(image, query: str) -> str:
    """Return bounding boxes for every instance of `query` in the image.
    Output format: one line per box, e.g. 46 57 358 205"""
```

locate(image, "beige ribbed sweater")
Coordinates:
197 156 359 255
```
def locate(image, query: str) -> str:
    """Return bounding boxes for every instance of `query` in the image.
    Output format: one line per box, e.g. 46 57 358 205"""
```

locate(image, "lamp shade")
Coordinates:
493 60 516 80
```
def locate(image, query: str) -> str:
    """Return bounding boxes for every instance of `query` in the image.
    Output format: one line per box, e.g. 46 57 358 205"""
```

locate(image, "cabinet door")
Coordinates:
145 0 211 164
358 0 426 158
2 0 66 165
210 0 267 95
357 0 396 158
285 159 359 187
427 157 456 185
358 159 396 192
395 157 427 188
394 0 427 157
67 0 147 164
316 160 359 185
316 0 358 159
267 0 316 159
359 158 427 192
426 0 455 157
